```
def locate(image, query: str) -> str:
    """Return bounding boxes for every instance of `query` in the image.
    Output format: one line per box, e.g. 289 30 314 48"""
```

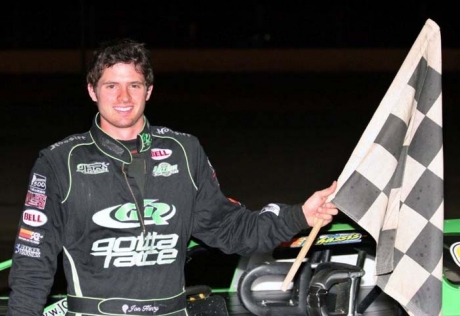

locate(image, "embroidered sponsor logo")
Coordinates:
23 209 48 227
156 127 190 136
91 231 179 268
93 199 176 229
123 304 160 314
451 242 460 267
151 148 172 160
18 227 43 245
50 135 86 150
139 132 152 151
153 162 178 177
15 243 41 258
259 203 280 216
30 173 46 194
76 162 109 174
25 191 47 209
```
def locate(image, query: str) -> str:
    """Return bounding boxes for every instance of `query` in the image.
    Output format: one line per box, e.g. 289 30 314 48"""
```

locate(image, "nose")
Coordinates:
118 86 131 103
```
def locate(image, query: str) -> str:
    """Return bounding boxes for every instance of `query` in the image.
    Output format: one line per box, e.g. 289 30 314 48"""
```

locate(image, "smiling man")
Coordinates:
6 39 338 316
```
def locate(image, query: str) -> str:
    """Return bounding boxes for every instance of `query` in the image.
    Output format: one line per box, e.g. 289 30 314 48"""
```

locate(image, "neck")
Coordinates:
98 115 144 141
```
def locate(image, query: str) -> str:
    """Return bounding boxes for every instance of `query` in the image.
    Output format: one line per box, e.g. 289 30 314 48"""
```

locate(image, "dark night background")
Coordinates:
0 2 459 300
1 2 460 49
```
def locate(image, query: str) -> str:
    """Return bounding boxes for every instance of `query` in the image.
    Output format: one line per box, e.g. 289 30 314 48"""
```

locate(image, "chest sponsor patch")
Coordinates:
93 199 176 229
76 162 109 174
25 190 47 209
18 227 44 245
23 209 48 227
151 148 172 160
153 162 179 177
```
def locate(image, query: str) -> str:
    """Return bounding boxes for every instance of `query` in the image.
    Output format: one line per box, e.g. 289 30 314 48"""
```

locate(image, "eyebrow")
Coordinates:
101 81 145 85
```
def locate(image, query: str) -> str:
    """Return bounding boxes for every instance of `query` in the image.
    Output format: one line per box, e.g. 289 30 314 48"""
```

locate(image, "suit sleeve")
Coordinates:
191 142 310 256
7 152 65 316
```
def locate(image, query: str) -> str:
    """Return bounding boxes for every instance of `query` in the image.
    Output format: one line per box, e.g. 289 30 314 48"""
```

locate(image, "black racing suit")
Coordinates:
7 114 309 316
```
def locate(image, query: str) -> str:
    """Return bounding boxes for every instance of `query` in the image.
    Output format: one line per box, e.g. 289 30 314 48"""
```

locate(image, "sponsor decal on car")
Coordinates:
451 241 460 267
284 232 363 248
315 233 362 246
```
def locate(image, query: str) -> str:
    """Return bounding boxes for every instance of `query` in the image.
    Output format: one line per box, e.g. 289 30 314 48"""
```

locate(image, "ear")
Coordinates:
146 84 154 101
87 84 98 102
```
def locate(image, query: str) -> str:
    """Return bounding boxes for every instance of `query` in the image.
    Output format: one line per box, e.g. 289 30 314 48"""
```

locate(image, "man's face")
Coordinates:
87 62 153 140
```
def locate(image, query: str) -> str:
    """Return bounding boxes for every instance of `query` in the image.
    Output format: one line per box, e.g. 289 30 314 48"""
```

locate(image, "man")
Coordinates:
7 39 338 316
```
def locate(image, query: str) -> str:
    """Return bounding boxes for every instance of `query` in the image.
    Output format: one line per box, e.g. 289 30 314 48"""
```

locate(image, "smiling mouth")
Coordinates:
114 107 133 112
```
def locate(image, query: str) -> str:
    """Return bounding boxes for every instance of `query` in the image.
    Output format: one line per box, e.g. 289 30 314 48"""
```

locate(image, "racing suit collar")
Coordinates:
89 113 152 163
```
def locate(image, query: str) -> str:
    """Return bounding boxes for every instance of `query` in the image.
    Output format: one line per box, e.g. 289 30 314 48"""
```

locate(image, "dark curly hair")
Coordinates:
86 38 154 88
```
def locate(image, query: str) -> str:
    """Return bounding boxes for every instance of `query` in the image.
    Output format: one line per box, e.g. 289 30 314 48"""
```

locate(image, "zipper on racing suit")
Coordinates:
122 163 147 235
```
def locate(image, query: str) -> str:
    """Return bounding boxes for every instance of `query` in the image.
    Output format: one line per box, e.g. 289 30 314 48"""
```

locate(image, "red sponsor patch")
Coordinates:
25 190 47 209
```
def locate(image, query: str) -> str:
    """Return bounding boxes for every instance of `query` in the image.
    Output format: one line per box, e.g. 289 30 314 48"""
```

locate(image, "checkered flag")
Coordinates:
329 19 443 316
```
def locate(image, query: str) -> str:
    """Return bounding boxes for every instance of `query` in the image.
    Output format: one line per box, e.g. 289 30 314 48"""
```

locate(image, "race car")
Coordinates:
0 218 459 316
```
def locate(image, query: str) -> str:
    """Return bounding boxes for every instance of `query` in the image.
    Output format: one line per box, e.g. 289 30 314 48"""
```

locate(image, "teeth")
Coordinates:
115 107 131 112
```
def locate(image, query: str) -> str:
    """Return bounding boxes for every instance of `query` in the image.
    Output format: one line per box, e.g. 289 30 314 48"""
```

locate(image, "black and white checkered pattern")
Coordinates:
330 19 443 316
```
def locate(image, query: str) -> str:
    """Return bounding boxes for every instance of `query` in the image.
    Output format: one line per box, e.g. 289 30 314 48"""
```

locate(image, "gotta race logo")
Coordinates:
92 199 176 229
91 231 178 268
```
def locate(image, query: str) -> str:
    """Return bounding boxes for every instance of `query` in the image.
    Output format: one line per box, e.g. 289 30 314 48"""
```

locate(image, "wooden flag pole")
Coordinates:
280 218 323 292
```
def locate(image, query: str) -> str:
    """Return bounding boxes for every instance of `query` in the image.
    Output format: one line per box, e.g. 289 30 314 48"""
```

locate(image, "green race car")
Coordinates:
1 218 459 316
